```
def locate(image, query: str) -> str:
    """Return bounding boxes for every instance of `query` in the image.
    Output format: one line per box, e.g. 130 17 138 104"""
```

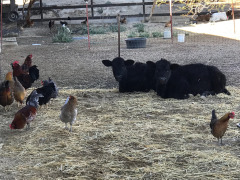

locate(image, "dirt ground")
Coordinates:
1 21 240 179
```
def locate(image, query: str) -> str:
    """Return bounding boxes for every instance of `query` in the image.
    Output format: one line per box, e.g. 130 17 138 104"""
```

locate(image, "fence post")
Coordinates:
40 0 43 23
117 14 121 57
91 0 94 19
143 0 146 22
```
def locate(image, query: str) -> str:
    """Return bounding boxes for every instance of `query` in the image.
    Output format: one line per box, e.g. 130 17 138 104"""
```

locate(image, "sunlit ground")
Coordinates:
3 0 26 5
177 19 240 40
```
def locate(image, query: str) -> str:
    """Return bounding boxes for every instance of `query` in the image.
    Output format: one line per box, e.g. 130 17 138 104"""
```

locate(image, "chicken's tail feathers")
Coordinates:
210 109 217 129
29 65 39 83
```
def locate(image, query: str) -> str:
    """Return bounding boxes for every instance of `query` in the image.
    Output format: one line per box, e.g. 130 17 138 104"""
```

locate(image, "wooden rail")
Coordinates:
17 0 233 22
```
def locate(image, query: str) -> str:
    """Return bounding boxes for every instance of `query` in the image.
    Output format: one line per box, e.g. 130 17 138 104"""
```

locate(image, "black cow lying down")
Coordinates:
102 57 155 92
151 58 230 99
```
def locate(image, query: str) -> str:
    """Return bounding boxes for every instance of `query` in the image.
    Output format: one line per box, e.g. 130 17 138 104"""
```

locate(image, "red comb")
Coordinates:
12 61 19 65
29 54 33 58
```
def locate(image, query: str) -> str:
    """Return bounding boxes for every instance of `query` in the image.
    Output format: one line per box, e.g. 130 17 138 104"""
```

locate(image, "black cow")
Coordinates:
151 58 230 99
102 57 155 92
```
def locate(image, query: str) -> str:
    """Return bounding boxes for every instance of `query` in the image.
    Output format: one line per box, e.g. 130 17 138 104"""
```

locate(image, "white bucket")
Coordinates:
178 34 185 42
164 31 171 39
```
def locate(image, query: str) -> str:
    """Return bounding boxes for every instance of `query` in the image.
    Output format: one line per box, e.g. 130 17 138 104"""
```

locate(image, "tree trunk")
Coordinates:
148 0 157 22
25 0 38 27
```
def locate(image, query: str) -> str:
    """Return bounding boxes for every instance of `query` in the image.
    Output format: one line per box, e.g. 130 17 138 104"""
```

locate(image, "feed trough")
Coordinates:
125 38 146 49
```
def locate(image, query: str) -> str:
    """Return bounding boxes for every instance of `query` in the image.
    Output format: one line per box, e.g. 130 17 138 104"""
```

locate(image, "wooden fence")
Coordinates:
17 0 190 22
17 0 234 22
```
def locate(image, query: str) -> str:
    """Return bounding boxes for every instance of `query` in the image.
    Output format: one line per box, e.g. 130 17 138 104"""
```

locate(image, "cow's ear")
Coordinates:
146 61 156 68
170 63 180 70
125 59 135 66
102 60 112 67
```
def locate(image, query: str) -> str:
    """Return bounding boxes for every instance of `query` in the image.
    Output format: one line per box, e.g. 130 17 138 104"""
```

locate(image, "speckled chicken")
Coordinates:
60 96 77 132
210 109 235 145
10 90 43 130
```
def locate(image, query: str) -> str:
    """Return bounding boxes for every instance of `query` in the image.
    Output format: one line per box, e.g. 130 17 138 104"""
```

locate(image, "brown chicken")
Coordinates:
11 60 39 89
13 76 26 107
21 54 32 73
60 96 78 132
120 17 127 24
0 80 14 111
210 109 235 145
5 72 14 89
10 90 43 130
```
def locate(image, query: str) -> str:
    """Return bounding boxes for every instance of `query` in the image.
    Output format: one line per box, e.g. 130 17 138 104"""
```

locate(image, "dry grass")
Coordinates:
1 20 240 179
1 86 240 179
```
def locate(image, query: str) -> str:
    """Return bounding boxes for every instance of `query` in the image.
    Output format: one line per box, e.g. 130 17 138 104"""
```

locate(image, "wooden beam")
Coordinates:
91 0 94 18
143 0 146 22
40 0 43 23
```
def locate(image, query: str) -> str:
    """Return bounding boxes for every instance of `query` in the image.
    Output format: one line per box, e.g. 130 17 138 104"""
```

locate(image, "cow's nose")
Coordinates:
159 77 167 84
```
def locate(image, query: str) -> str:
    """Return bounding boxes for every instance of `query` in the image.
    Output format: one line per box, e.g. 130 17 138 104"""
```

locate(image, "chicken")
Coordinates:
120 17 127 24
60 21 68 26
165 20 171 27
210 109 235 145
60 96 78 132
0 80 14 111
81 17 87 25
48 20 55 32
11 61 39 89
42 77 59 99
26 79 56 107
5 72 14 90
21 54 32 73
13 76 26 107
10 90 43 130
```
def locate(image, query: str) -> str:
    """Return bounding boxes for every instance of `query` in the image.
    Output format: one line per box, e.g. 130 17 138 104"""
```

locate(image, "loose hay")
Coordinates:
1 86 240 179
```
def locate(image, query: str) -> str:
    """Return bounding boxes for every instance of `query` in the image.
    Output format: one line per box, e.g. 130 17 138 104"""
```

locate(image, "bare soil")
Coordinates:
1 21 240 179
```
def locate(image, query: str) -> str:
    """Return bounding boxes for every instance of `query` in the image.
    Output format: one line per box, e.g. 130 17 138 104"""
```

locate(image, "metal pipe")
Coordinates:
169 0 173 43
86 2 90 50
117 14 120 57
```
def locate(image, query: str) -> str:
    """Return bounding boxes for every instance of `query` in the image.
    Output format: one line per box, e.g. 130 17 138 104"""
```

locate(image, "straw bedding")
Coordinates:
1 23 240 179
1 87 240 179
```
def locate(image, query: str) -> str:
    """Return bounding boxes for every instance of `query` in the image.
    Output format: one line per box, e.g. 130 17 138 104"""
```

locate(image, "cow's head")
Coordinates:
155 58 173 85
102 57 134 82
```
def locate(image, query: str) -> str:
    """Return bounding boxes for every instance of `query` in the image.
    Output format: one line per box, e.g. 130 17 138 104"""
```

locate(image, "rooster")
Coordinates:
10 90 43 130
42 77 59 99
210 109 235 145
26 78 56 107
11 61 39 89
60 96 77 132
21 54 33 73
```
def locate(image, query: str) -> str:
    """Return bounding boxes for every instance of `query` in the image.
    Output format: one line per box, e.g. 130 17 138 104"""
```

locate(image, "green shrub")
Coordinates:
133 23 145 33
109 24 126 32
127 31 138 38
53 26 73 43
89 26 108 34
152 32 164 38
139 32 150 38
